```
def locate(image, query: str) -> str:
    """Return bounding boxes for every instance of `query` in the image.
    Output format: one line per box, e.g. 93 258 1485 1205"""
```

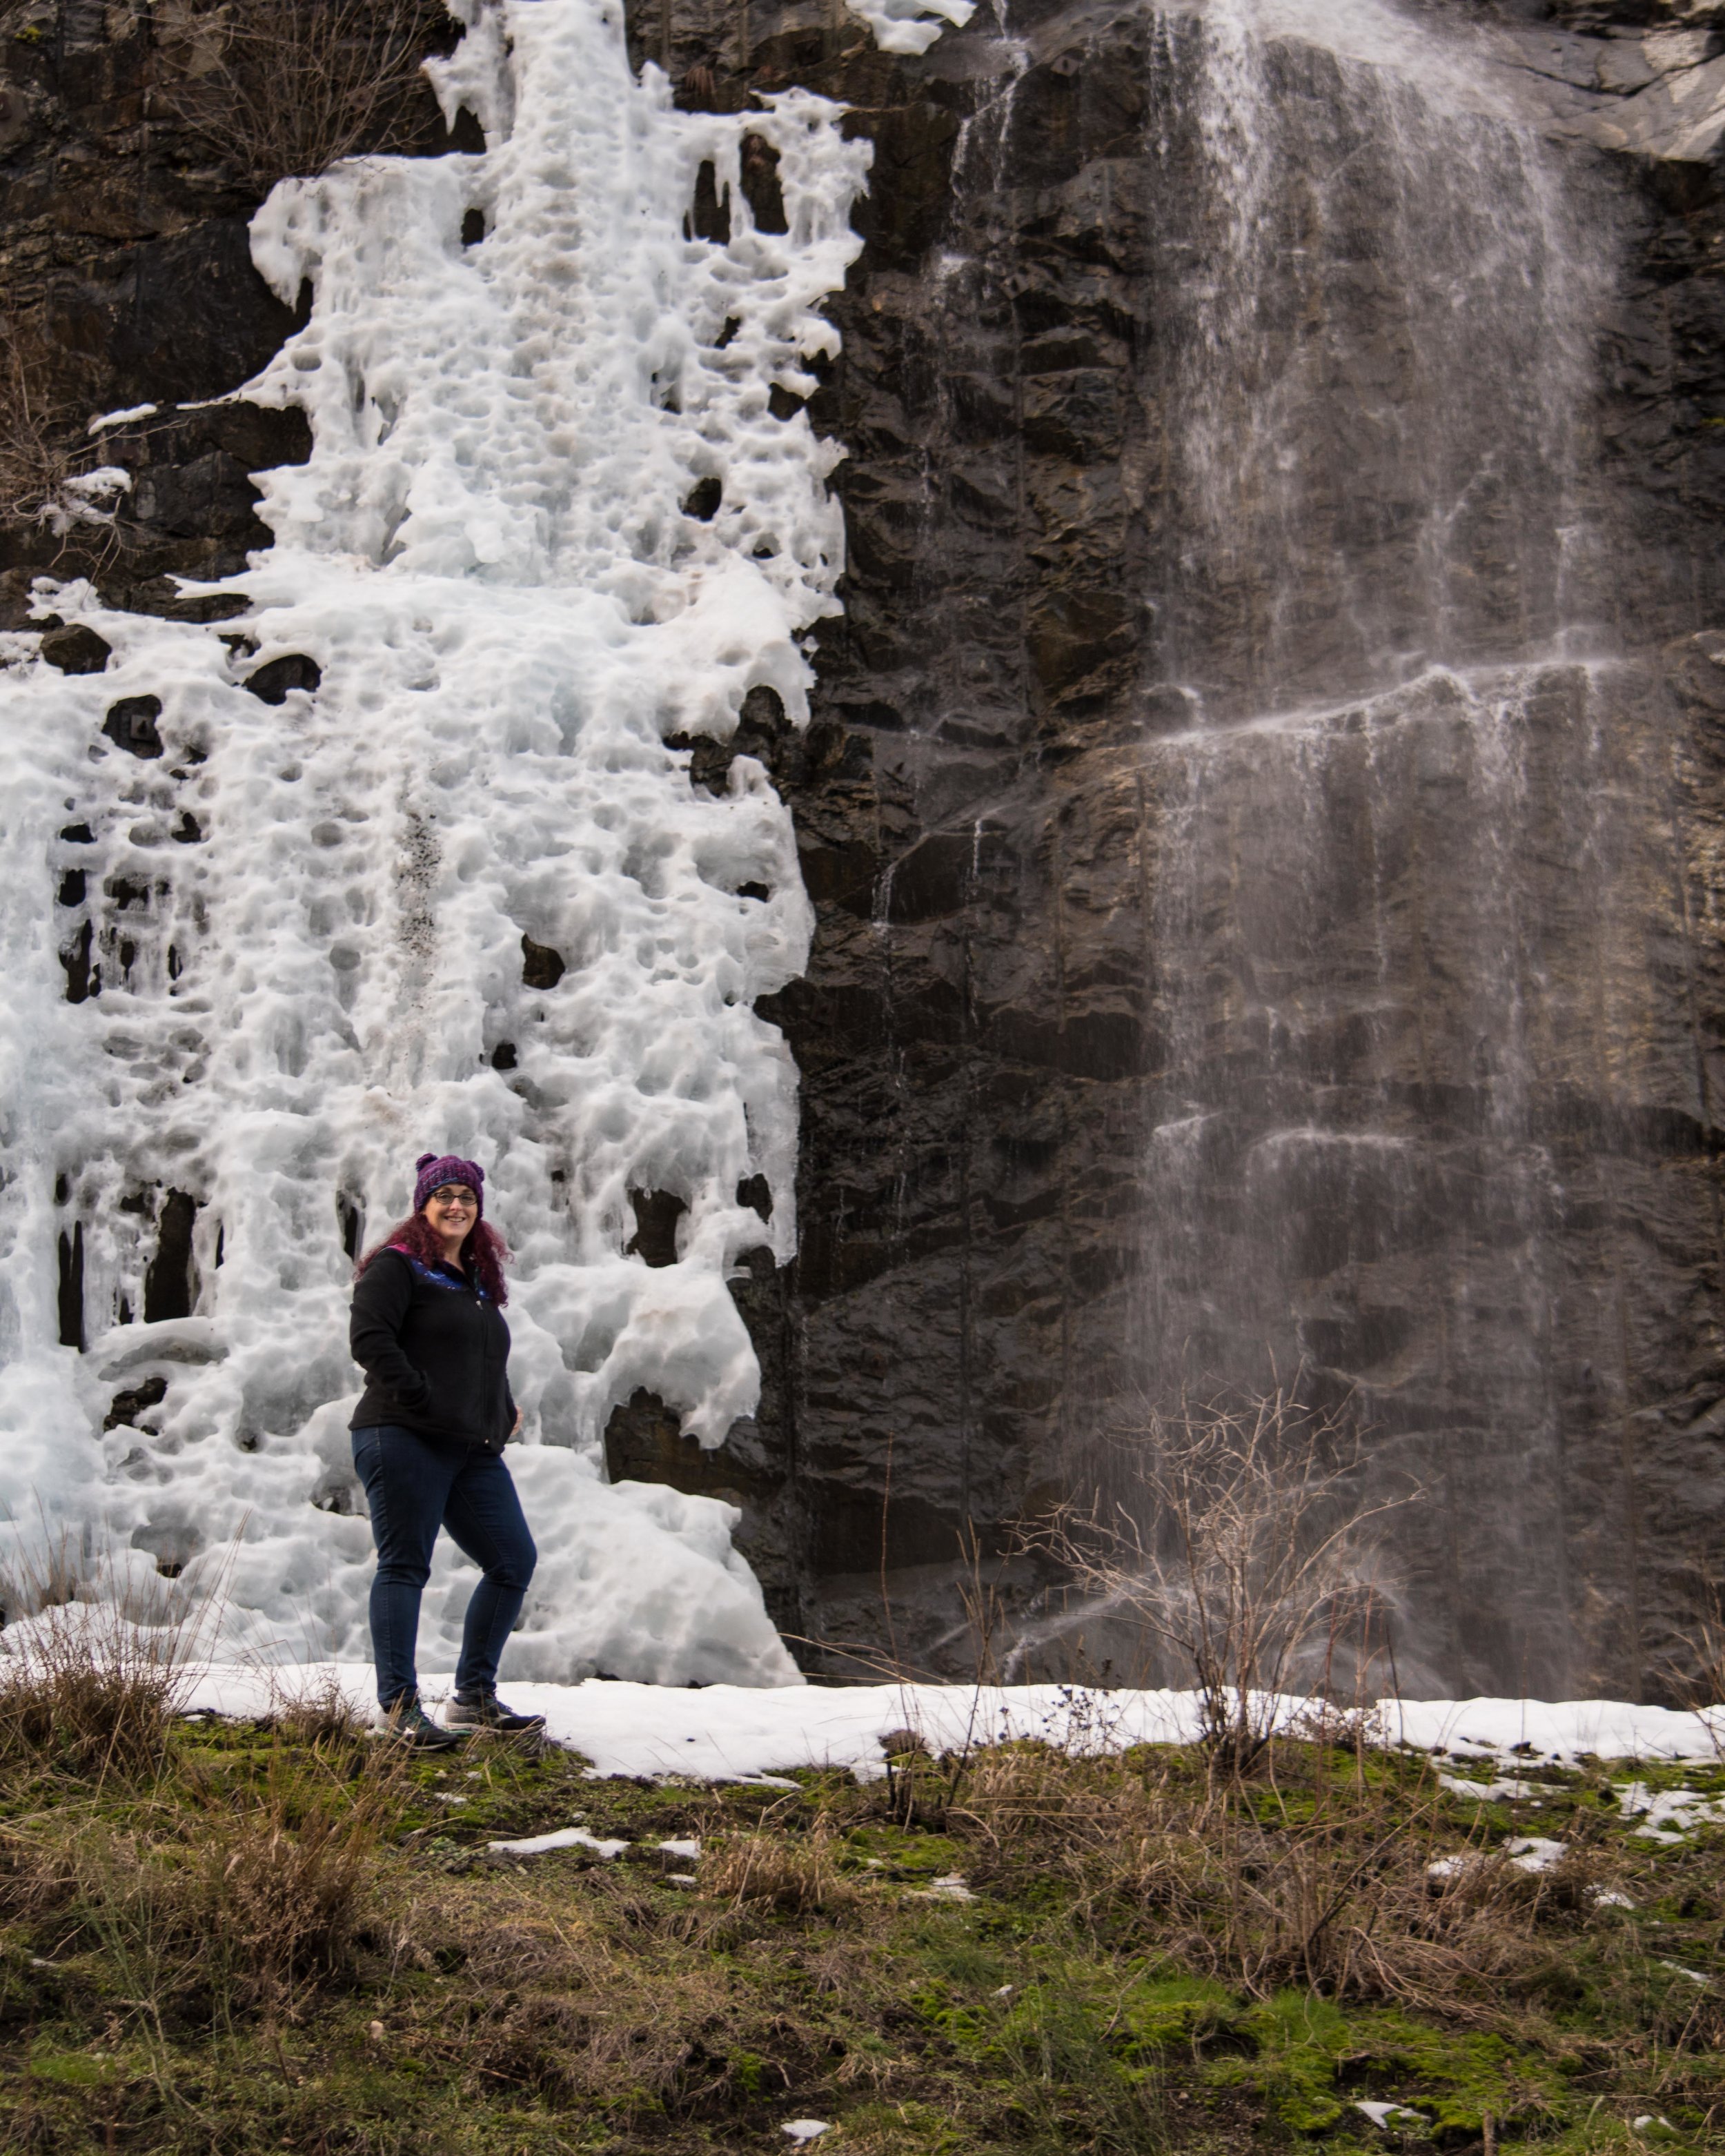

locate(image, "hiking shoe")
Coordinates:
443 1688 546 1734
374 1693 464 1752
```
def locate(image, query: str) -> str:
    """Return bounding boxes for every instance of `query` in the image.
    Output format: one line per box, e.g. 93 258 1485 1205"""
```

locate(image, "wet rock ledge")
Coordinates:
615 0 1725 1694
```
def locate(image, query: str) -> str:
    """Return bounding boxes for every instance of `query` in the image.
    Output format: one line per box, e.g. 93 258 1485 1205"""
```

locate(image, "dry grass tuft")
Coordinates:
0 1556 200 1783
1 1738 404 2024
257 1663 367 1746
700 1819 852 1914
195 1757 395 2014
943 1739 1624 2029
0 1557 399 2028
379 1868 813 2116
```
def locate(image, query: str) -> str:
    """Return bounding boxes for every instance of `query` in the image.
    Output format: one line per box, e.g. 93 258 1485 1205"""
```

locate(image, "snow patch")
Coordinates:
177 1669 1725 1780
1356 2103 1432 2131
1615 1782 1725 1841
88 405 158 435
1437 1774 1541 1800
1386 1695 1724 1766
1502 1836 1566 1874
489 1823 629 1859
908 1872 976 1901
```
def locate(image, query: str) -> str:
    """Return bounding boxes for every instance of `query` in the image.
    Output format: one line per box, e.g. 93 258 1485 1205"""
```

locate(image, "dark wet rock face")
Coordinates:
520 934 566 991
627 1189 689 1269
38 623 110 673
101 694 164 757
241 653 322 704
0 1 453 627
627 0 1725 1699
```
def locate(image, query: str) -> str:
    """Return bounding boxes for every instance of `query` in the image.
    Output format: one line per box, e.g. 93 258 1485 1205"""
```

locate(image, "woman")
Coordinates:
349 1151 542 1748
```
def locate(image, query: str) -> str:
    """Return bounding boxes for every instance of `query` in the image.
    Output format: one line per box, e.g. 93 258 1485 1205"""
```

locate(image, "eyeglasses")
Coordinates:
428 1187 477 1208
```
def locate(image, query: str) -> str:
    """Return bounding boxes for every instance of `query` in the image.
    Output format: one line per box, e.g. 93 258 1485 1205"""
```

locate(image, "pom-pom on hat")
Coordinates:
413 1151 485 1218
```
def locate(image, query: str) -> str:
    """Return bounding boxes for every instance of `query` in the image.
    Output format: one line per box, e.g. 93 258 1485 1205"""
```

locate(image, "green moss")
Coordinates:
3 1717 1722 2152
1118 1969 1244 2056
25 2043 112 2088
1349 2010 1563 2133
843 1822 967 1877
1209 1992 1355 2129
725 2046 771 2100
840 2097 979 2150
1205 1994 1566 2137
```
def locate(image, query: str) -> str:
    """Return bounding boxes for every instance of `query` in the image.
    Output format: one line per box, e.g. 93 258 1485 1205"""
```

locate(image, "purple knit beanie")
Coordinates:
413 1151 485 1217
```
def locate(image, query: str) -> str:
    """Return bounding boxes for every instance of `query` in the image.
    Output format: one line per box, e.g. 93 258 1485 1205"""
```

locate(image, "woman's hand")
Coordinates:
511 1407 523 1438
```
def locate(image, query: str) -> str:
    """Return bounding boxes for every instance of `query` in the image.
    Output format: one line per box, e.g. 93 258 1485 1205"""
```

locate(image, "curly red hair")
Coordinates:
357 1208 510 1306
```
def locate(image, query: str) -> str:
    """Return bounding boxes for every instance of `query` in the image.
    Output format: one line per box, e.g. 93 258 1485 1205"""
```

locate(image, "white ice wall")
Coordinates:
0 0 871 1686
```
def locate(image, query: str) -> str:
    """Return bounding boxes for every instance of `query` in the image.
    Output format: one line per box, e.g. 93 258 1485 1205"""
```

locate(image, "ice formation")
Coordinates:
840 0 975 59
0 0 874 1685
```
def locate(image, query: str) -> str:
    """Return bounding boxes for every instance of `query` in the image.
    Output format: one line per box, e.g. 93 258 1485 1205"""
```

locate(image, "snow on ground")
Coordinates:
0 0 869 1688
183 1665 1725 1781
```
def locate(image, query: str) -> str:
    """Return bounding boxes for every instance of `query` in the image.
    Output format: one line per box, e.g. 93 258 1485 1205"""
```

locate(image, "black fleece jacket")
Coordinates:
348 1247 516 1451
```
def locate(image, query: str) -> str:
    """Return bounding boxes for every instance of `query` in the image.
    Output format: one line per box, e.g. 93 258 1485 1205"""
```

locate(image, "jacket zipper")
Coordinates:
476 1280 495 1445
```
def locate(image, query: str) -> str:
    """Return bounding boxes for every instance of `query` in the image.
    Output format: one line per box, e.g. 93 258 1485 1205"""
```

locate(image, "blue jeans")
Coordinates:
351 1425 538 1708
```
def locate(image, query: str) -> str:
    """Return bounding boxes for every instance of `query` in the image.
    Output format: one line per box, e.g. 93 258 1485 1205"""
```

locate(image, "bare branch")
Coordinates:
0 351 128 557
1025 1380 1421 1774
164 0 456 192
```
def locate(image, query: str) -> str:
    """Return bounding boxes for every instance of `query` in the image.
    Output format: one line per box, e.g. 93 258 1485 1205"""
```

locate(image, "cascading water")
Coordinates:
1121 0 1697 1694
1151 0 1607 711
0 0 871 1683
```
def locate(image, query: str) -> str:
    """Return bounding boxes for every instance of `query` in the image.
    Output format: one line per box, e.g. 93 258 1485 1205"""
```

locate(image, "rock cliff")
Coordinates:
0 0 460 626
613 0 1725 1699
7 0 1724 1699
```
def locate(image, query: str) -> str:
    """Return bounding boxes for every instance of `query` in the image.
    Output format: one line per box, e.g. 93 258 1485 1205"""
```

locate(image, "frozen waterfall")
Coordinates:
0 0 870 1684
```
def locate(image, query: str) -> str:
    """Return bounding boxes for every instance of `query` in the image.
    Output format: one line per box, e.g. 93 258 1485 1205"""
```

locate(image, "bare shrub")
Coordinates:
0 349 130 548
1029 1382 1418 1774
0 348 77 521
166 0 457 190
1659 1578 1725 1731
